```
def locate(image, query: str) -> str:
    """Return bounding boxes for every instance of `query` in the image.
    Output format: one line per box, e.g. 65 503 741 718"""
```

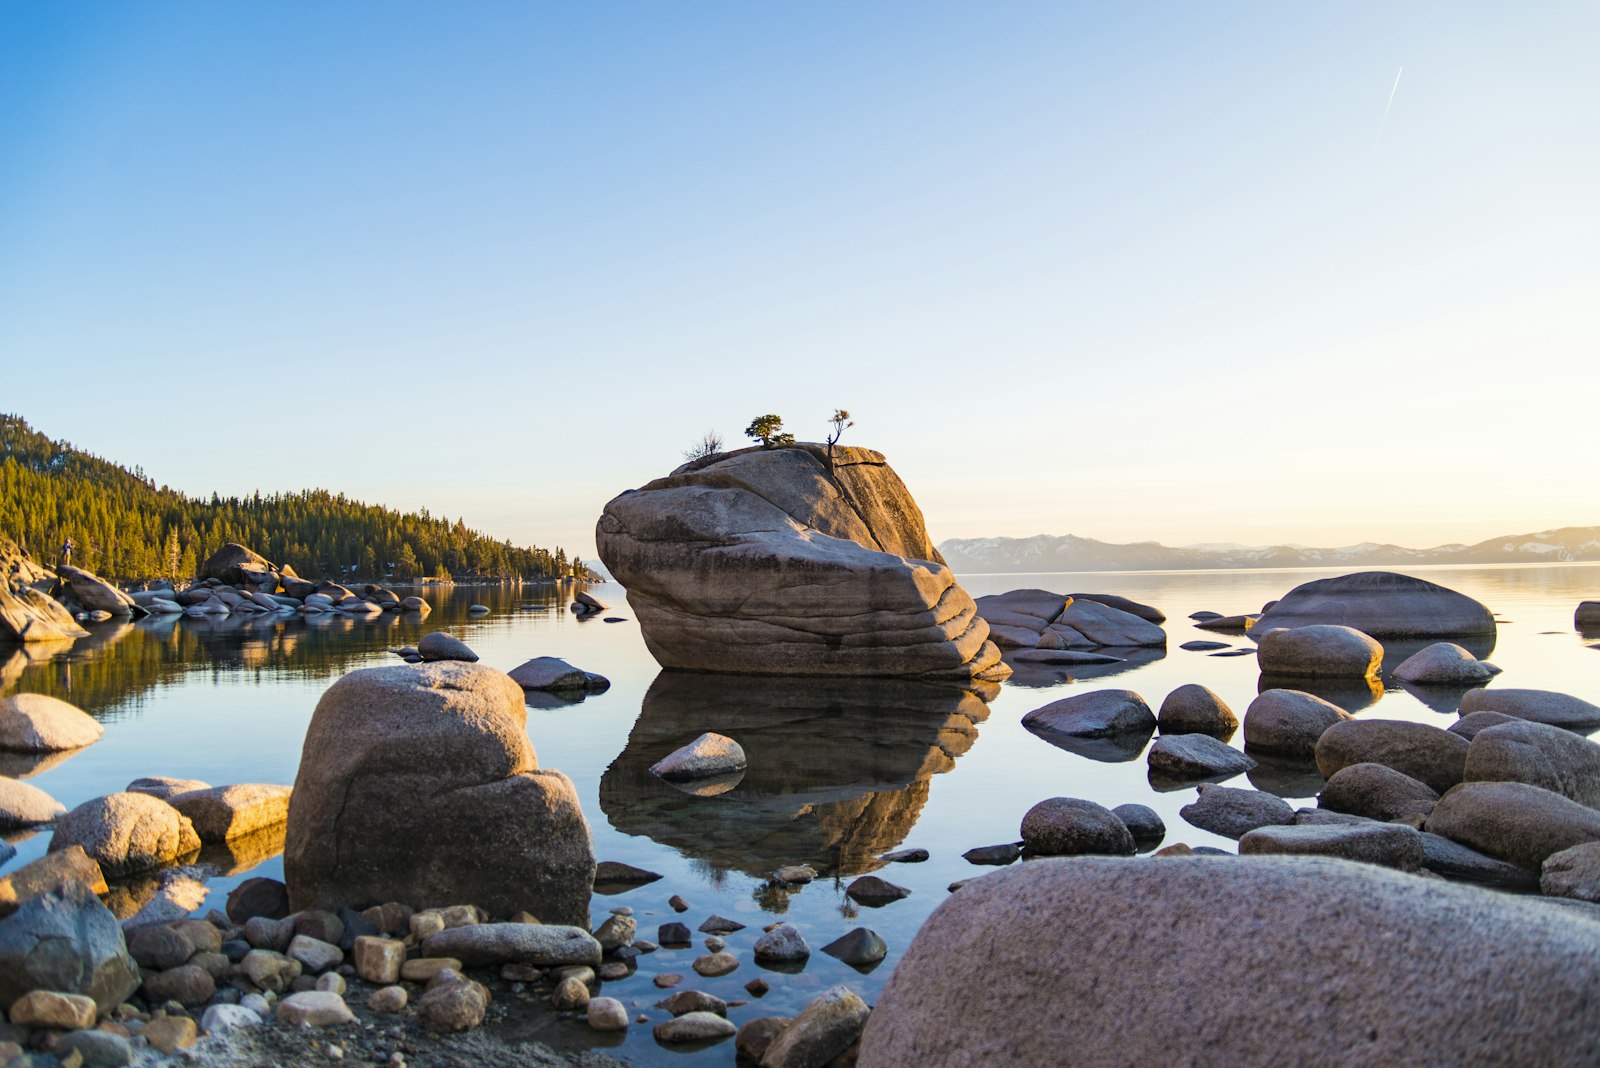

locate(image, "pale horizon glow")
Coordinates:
2 3 1597 568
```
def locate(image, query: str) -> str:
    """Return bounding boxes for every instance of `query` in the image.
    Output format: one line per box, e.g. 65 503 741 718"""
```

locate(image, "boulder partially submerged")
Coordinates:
1252 571 1495 637
858 856 1600 1066
595 444 1007 680
284 662 594 924
975 589 1166 651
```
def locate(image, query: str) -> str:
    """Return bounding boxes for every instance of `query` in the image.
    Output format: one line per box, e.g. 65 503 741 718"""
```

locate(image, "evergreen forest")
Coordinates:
0 414 590 583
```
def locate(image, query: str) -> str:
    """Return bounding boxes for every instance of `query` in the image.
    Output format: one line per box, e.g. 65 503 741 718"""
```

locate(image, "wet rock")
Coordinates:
1023 689 1156 742
738 1017 793 1063
859 855 1600 1065
592 861 662 891
1156 684 1237 737
587 995 629 1031
1457 688 1600 732
1393 642 1499 684
654 1010 736 1043
650 732 747 781
692 952 740 977
1541 841 1600 902
1427 781 1600 870
166 784 290 842
657 989 727 1016
1112 803 1165 844
417 632 479 663
1179 640 1229 651
48 792 200 878
0 881 140 1013
773 865 818 884
0 693 105 752
1463 719 1600 806
878 847 928 863
821 927 887 967
1147 734 1255 779
1240 822 1424 870
962 843 1020 865
1021 797 1135 856
761 985 870 1068
1315 720 1469 794
508 657 610 694
421 923 601 967
845 875 913 905
1255 625 1382 679
551 976 590 1010
1180 784 1295 839
1319 763 1439 822
1242 690 1351 760
1252 572 1495 637
276 989 355 1027
753 923 809 963
284 662 594 924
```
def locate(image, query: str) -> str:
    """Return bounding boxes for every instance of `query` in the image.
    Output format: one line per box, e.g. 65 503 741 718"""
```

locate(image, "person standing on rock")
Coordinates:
50 537 75 596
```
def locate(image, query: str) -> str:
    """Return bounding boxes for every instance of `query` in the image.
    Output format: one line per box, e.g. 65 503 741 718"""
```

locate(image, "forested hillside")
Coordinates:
0 414 587 582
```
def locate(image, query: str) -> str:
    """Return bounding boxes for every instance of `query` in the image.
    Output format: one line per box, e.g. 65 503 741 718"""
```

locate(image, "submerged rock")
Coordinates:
595 444 1007 680
1392 642 1499 684
283 662 594 924
508 657 610 693
1022 689 1156 740
650 732 747 781
1020 797 1135 856
1241 690 1350 760
1156 684 1237 736
858 856 1600 1066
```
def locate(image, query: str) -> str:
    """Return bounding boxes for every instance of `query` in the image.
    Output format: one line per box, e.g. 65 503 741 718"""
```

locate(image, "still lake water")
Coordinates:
4 563 1599 1062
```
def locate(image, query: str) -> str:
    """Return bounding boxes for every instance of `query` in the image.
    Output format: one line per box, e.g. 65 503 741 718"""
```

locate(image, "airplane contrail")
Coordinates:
1364 66 1404 183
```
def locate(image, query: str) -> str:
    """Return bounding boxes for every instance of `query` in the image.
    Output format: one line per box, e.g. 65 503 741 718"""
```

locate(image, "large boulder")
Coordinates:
1314 720 1469 794
1241 689 1350 760
1457 688 1600 732
283 662 594 924
975 590 1166 651
199 543 275 586
1252 572 1495 637
1255 625 1382 678
1463 719 1600 807
0 537 89 641
594 444 1008 680
857 856 1600 1067
57 566 138 616
1427 781 1600 869
49 792 201 877
0 693 104 752
0 881 141 1014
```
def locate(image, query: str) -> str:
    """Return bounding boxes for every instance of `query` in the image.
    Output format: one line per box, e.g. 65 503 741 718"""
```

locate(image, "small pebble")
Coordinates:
668 895 690 913
654 974 684 989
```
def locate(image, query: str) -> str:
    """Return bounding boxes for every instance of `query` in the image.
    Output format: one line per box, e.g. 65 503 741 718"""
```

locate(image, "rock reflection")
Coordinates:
1257 673 1385 715
1000 647 1166 690
199 822 287 876
598 672 992 879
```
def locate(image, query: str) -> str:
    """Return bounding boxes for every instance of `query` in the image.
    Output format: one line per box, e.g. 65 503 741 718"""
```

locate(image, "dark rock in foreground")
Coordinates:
857 856 1600 1067
284 662 594 924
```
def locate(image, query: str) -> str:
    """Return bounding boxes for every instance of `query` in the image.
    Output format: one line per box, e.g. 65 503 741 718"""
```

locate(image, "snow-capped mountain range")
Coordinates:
938 526 1600 574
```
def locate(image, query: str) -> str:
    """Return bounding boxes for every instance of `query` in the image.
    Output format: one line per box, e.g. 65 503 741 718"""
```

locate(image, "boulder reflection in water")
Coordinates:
599 672 993 880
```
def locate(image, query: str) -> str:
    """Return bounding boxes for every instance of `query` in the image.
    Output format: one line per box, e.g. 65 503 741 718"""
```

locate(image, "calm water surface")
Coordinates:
3 564 1599 1062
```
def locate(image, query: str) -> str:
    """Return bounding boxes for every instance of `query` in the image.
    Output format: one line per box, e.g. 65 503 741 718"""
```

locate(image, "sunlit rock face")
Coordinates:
598 672 993 879
595 444 1008 680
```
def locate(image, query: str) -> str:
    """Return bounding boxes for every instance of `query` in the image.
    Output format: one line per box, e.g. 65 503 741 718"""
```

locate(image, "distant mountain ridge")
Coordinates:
938 526 1600 574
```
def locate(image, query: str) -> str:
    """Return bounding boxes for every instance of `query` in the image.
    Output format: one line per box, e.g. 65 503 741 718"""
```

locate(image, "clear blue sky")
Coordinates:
3 2 1596 565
